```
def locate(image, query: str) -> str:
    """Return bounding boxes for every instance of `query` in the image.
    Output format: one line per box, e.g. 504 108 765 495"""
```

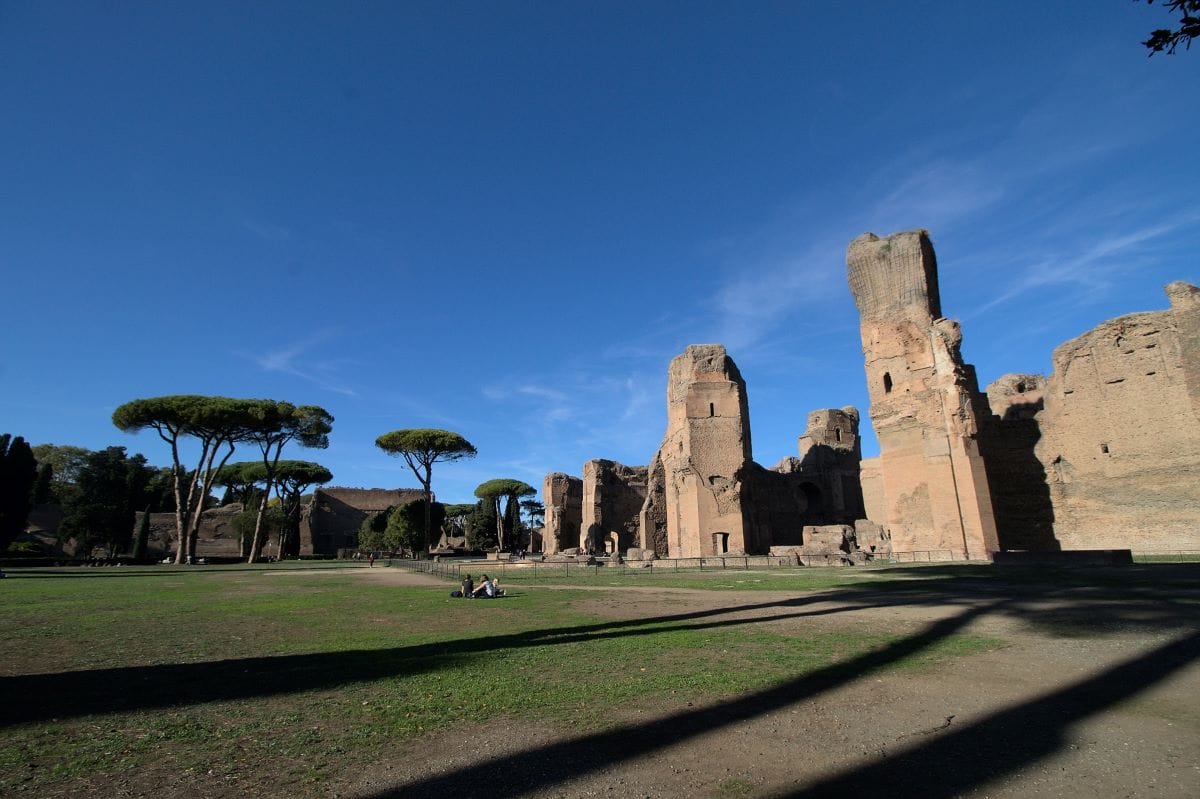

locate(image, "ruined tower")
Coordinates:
541 472 582 554
846 231 999 559
639 344 758 557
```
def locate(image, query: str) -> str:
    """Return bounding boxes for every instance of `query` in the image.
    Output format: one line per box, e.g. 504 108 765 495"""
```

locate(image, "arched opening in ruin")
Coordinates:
1016 381 1026 393
883 372 893 394
709 402 715 417
835 428 842 442
713 532 729 555
799 482 824 516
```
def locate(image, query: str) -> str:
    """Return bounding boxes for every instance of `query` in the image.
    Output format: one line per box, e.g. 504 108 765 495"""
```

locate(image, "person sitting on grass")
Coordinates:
461 573 474 598
472 574 497 598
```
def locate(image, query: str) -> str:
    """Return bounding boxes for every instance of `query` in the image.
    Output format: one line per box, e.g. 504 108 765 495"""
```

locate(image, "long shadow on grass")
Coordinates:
359 601 1003 797
0 590 906 727
3 569 1194 730
361 611 1200 799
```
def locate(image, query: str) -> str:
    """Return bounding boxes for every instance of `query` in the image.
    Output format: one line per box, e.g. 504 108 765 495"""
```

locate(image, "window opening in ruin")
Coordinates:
835 428 842 442
883 373 893 394
709 402 715 417
713 532 729 555
1016 382 1026 393
1101 443 1109 454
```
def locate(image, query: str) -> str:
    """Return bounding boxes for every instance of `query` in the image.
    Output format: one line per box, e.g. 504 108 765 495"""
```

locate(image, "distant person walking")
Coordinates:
368 553 375 567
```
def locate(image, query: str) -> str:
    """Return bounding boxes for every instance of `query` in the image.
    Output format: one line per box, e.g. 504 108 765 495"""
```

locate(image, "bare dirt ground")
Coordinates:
340 567 1200 799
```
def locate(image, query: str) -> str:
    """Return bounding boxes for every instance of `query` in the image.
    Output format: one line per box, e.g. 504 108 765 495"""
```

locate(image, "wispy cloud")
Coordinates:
968 212 1200 317
241 219 292 243
239 331 358 396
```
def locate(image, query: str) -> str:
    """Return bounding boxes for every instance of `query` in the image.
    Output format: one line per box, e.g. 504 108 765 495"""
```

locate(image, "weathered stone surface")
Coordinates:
542 472 582 554
141 503 245 559
979 373 1057 551
303 487 424 555
1029 283 1200 550
854 519 890 556
581 459 647 554
847 230 999 559
640 344 759 558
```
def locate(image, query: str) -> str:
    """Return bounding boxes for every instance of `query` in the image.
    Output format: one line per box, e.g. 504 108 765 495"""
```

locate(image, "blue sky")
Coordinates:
2 2 1197 505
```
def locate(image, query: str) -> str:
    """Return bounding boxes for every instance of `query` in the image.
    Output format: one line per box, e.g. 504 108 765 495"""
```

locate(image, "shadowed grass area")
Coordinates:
3 561 1151 797
0 564 996 795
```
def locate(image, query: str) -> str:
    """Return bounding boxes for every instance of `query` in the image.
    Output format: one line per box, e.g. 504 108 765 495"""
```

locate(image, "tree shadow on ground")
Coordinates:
4 566 1197 731
771 629 1200 798
0 591 889 727
360 613 1200 798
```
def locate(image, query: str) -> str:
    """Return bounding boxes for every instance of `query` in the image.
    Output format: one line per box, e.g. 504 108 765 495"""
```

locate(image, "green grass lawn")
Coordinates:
0 563 1005 796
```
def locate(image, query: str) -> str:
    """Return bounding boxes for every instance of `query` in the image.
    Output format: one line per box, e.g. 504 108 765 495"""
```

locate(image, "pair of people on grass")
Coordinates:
460 573 501 598
456 573 499 597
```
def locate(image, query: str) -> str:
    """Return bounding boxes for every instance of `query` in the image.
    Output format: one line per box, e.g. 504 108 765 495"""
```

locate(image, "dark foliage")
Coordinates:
0 434 38 550
59 447 152 557
1141 0 1200 54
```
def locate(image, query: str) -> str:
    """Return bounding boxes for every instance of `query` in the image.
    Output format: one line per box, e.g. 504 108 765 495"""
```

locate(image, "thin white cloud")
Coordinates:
240 331 358 396
241 219 292 243
969 212 1200 317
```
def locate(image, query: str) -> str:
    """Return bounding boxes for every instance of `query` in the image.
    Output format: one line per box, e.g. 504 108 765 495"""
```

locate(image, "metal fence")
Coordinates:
887 550 969 563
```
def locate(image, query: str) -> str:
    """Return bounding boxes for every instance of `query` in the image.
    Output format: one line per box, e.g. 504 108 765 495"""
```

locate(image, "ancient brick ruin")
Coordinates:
847 231 999 560
545 345 874 563
301 487 425 555
546 229 1199 561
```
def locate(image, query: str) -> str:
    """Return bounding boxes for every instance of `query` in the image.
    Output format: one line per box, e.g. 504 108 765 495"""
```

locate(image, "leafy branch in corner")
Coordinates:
1140 0 1200 55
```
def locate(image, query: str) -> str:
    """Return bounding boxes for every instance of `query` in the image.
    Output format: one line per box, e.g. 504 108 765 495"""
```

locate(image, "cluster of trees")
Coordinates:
4 415 548 563
0 436 181 558
0 435 38 552
356 488 545 556
370 427 546 556
215 460 333 559
112 396 333 564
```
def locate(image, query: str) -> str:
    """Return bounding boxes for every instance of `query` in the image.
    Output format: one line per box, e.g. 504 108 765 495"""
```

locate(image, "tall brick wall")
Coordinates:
846 231 999 559
1031 284 1200 550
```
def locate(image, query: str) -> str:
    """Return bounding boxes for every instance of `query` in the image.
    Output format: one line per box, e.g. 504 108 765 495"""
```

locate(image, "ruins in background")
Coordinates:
546 229 1199 561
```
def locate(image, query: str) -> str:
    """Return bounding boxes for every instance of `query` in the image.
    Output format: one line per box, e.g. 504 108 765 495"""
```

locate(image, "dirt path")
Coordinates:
340 576 1200 799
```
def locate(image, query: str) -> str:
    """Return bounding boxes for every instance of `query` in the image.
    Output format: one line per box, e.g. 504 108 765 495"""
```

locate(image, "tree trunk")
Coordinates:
420 464 432 559
494 497 505 551
247 488 272 564
247 442 284 564
187 441 235 563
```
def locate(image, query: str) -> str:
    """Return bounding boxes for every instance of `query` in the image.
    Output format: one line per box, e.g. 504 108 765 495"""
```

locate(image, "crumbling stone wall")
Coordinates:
139 504 244 559
1030 282 1200 550
745 407 865 546
979 374 1057 551
304 487 424 555
846 230 999 559
859 458 885 523
640 344 760 557
541 472 582 554
581 459 647 553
